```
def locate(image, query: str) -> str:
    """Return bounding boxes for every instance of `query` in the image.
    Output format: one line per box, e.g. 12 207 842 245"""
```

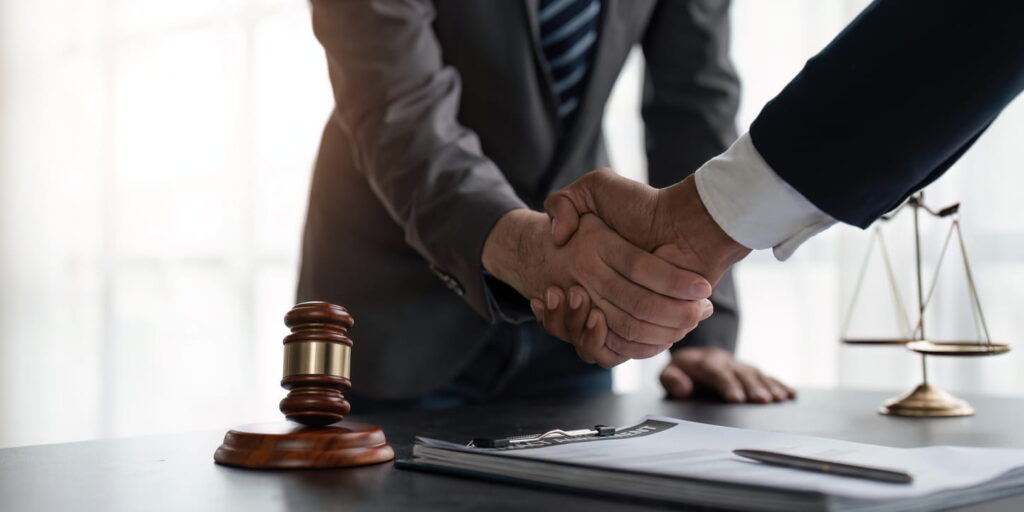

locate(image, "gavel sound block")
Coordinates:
214 301 395 469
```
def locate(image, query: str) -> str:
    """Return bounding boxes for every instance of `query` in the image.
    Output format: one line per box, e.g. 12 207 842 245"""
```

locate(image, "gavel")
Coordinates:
279 301 354 426
214 301 394 469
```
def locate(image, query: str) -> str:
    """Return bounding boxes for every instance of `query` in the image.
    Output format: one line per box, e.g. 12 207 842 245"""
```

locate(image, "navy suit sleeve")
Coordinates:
750 0 1024 228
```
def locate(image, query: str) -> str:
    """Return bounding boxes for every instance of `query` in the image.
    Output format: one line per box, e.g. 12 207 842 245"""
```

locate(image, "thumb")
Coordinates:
544 193 581 246
545 168 660 249
660 362 695 399
544 167 619 246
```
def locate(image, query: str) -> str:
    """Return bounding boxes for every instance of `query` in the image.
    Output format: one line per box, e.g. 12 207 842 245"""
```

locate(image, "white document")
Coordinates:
408 416 1024 511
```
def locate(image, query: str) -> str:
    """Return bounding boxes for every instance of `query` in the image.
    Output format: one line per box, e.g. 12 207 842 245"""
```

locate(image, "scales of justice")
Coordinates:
841 192 1010 417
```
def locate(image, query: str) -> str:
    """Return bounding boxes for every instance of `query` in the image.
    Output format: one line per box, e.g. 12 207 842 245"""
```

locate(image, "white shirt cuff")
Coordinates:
694 132 836 261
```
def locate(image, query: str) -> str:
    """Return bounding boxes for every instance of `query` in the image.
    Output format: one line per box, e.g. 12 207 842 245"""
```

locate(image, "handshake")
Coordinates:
483 169 751 367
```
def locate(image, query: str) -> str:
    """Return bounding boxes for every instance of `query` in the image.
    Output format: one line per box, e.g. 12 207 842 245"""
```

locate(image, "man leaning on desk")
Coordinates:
297 0 794 411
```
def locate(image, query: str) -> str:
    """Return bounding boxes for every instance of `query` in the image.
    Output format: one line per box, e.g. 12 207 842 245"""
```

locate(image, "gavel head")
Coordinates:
279 301 354 426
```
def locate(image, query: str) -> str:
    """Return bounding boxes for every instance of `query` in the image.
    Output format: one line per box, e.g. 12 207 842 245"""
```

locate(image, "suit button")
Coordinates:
449 279 465 297
429 264 465 297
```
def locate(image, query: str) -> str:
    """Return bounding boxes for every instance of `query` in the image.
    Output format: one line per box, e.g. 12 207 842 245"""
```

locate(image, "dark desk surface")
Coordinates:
3 388 1023 511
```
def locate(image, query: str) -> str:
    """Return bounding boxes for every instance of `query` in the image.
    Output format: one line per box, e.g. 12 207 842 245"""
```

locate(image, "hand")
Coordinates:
544 169 751 287
660 347 796 403
529 285 626 368
482 209 713 360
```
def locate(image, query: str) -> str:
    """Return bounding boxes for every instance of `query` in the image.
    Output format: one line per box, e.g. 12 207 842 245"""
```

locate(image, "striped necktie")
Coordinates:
538 0 601 120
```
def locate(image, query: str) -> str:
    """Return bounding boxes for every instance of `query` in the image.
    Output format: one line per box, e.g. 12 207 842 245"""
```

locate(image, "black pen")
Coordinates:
733 449 914 484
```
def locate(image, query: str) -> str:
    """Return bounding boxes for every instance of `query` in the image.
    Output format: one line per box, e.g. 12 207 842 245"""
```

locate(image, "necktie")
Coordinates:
538 0 601 120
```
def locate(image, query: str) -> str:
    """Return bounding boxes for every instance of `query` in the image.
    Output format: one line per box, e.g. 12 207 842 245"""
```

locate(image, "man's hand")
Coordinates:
529 285 624 368
661 347 796 403
544 169 751 286
482 209 713 363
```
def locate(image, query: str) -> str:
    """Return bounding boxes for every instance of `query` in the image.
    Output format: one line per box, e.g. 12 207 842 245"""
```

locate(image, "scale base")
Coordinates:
879 383 974 417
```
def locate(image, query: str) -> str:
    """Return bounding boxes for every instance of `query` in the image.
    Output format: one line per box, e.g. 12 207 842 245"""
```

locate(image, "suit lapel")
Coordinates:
522 0 560 124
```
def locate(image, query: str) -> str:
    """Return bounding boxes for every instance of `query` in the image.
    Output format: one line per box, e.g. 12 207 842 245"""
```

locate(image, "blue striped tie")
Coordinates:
539 0 601 120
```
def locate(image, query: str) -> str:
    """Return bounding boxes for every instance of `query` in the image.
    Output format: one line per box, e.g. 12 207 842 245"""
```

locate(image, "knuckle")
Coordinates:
669 272 692 297
671 326 691 342
625 253 647 280
697 358 718 374
620 318 647 343
606 336 635 357
680 303 702 329
632 298 658 324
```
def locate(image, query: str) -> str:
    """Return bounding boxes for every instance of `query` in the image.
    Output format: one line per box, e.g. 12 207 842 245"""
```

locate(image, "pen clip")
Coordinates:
469 425 616 448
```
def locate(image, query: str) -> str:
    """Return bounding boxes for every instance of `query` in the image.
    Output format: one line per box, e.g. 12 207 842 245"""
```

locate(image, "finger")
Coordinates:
660 363 695 399
543 287 569 341
605 331 672 359
581 223 709 330
735 367 773 404
566 285 591 340
530 298 545 326
583 309 629 368
575 308 604 364
572 313 597 364
532 298 570 345
765 375 797 400
592 293 700 345
700 363 746 403
601 237 712 301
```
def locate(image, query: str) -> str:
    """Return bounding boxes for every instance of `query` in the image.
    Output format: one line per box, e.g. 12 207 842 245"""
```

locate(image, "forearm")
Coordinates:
656 175 750 285
481 208 550 301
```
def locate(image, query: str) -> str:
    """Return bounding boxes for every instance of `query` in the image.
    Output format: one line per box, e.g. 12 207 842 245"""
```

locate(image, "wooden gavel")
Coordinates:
213 301 393 469
279 301 354 426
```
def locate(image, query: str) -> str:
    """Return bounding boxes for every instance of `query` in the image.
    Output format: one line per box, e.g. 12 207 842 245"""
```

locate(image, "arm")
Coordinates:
750 0 1024 228
547 0 1024 269
310 0 526 321
312 1 713 361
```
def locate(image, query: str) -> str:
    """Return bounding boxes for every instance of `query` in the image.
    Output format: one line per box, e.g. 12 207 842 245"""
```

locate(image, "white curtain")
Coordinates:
2 0 1022 448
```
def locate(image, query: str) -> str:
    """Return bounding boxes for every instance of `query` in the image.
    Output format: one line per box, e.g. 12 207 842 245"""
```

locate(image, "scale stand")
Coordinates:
841 193 1010 417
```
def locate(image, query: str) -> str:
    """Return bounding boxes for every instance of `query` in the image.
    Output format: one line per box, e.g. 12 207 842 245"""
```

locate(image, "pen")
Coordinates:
733 449 914 484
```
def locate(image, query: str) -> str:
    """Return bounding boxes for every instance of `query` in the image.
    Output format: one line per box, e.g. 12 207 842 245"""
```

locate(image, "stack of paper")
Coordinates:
401 416 1024 511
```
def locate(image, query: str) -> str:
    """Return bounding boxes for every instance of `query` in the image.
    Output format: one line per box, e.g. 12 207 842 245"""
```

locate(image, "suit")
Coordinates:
298 0 741 400
751 0 1024 227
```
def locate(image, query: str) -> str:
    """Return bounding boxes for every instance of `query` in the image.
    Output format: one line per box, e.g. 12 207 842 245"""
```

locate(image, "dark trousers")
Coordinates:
347 321 612 413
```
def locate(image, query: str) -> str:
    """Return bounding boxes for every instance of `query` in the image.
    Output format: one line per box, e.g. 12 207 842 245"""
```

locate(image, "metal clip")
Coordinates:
469 425 616 448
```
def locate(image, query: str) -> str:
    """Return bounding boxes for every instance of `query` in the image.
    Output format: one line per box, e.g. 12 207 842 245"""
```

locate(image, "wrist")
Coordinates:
659 175 750 283
481 208 549 297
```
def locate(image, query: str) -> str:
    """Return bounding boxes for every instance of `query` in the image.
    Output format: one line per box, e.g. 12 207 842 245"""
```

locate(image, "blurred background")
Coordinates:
2 0 1023 449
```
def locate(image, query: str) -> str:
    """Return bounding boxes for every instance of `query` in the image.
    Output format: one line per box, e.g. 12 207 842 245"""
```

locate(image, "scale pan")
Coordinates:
841 338 914 345
905 340 1011 356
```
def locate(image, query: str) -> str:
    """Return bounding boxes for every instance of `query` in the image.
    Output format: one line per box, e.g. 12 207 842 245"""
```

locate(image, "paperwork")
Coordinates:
402 416 1024 511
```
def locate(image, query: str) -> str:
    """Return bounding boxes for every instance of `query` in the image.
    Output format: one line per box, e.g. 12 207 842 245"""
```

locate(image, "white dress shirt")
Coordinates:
694 132 836 260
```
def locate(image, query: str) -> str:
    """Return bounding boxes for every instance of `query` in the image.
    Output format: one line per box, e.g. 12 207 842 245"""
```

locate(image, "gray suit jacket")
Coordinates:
298 0 740 400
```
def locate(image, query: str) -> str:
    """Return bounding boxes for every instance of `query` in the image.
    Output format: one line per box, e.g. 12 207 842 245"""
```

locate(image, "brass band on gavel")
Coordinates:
283 340 351 379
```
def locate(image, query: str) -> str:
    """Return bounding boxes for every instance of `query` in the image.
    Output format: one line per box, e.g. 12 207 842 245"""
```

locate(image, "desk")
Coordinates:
2 388 1023 511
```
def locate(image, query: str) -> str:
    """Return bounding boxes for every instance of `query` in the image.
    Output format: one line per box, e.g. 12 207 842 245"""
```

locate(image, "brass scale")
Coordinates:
841 193 1010 417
